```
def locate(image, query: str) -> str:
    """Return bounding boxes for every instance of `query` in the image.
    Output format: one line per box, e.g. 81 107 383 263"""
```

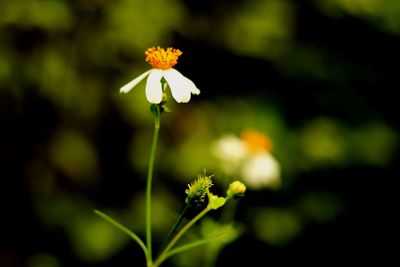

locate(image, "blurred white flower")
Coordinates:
241 152 280 189
212 130 281 189
212 135 247 175
212 135 247 160
120 47 200 104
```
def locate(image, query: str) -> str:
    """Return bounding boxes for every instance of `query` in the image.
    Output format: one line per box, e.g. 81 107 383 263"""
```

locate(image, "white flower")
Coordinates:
120 47 200 104
212 130 281 190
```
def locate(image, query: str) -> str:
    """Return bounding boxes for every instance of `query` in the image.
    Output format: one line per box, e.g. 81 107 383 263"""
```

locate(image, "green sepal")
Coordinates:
207 192 226 210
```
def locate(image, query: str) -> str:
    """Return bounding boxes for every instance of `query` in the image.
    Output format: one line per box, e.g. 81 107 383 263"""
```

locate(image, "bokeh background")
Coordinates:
1 0 399 266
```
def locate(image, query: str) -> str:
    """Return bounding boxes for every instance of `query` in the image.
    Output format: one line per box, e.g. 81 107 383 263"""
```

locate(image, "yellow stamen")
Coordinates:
145 46 182 69
241 130 273 154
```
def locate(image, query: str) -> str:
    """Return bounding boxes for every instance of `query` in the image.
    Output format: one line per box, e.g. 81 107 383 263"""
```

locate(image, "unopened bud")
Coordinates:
226 181 246 199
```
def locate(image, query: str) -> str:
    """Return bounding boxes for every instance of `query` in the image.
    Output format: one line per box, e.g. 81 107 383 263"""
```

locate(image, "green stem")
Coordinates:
146 106 161 265
94 210 147 257
153 206 211 267
158 205 189 255
166 234 224 260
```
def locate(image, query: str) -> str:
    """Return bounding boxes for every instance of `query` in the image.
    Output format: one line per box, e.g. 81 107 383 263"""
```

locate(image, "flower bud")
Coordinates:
185 174 213 207
226 181 246 199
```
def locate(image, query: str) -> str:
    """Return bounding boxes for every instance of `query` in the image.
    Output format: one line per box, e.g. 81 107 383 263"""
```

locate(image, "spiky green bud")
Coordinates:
185 174 214 207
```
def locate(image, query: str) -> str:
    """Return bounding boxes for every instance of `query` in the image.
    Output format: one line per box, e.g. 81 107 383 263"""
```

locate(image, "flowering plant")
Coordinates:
95 47 246 267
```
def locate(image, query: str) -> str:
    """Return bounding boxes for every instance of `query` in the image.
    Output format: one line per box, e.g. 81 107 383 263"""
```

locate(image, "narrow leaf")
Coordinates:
94 210 148 256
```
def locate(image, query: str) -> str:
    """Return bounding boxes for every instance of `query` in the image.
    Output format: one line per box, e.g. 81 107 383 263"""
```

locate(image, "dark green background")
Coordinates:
1 0 398 266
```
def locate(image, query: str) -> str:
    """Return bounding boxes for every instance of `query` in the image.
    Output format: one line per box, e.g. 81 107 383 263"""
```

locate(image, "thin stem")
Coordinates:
146 107 160 265
165 234 224 260
94 210 148 257
158 205 189 255
154 206 211 267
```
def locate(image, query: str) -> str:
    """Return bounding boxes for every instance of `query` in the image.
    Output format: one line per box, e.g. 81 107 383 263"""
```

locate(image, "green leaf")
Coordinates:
93 210 148 257
207 192 226 210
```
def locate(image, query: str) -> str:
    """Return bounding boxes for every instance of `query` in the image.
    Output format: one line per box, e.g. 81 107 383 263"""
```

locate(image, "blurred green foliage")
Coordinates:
318 0 400 34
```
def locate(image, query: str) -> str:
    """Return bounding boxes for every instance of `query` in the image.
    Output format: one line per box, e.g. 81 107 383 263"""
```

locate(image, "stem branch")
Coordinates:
154 206 211 267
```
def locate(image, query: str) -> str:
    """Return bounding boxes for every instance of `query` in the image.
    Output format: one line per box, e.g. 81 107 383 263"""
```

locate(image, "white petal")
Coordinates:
241 153 280 189
163 69 193 103
120 69 152 93
145 69 164 104
212 135 246 175
212 135 247 161
184 75 200 95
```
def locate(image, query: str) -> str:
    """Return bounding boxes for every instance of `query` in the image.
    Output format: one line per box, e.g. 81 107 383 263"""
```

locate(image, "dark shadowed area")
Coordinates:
1 1 398 267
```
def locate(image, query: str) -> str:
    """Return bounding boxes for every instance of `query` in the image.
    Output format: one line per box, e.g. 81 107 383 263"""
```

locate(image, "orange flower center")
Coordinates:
241 130 273 154
145 46 182 69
